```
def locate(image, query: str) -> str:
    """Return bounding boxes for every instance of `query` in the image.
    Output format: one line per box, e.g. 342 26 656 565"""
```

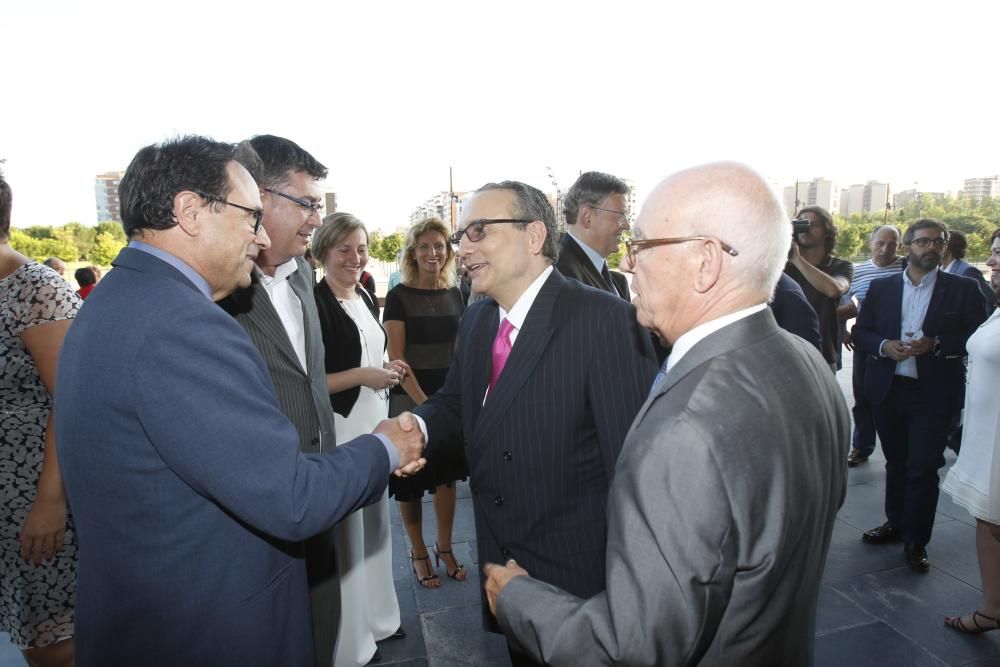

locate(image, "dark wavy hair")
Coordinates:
563 171 629 227
475 180 558 263
118 136 240 238
796 205 837 254
235 135 327 188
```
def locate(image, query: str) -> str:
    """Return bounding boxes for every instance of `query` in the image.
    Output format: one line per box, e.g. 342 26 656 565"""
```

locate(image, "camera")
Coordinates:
792 219 811 235
791 218 811 243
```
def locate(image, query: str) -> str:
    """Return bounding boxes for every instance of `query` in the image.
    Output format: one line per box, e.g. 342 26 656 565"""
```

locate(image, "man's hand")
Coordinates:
843 330 854 351
374 412 426 477
907 336 934 356
483 559 529 616
883 340 911 362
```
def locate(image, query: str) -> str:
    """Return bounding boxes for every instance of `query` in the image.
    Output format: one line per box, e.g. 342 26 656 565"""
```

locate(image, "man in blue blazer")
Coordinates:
854 219 987 572
55 137 425 667
943 230 996 311
413 181 657 665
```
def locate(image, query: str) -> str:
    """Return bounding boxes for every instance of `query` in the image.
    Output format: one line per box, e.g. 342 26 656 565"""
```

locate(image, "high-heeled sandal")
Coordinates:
409 550 440 589
433 542 467 581
944 610 1000 634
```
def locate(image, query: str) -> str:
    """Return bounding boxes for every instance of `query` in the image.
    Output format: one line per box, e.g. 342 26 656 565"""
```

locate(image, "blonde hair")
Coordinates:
401 217 455 288
312 211 368 265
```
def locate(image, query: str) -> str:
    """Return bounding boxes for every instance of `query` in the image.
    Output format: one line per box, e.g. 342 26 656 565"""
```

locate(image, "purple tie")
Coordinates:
488 318 515 393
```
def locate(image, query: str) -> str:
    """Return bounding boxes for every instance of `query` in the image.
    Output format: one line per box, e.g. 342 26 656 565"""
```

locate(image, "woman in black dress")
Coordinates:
383 217 468 589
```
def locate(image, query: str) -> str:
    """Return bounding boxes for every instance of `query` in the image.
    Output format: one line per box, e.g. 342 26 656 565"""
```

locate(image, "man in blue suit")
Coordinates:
413 181 658 666
853 219 987 573
942 230 996 311
55 136 426 667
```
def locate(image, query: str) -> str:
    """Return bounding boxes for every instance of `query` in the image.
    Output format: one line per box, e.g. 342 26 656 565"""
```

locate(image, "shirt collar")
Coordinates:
666 303 768 374
498 265 554 331
128 240 213 300
904 266 938 288
257 258 299 286
567 230 607 275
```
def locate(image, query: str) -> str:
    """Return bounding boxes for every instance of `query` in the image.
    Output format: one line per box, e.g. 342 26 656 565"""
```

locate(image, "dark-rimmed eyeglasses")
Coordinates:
196 193 264 234
264 188 324 215
449 219 535 245
584 204 629 224
908 237 946 249
623 236 739 271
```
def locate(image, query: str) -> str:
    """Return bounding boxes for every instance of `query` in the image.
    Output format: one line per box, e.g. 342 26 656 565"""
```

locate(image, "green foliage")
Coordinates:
9 228 78 262
375 232 405 264
367 230 383 263
90 231 126 266
835 194 1000 261
95 221 127 243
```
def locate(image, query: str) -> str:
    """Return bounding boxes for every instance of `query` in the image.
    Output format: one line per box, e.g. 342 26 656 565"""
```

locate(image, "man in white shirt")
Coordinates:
220 135 406 666
412 180 657 666
482 162 849 665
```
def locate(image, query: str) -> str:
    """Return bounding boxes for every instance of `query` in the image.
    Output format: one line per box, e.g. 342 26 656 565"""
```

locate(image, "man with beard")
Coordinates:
854 219 987 573
785 206 854 371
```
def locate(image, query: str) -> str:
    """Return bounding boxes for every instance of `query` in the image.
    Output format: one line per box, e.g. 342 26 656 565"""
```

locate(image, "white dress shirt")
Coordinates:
892 267 937 379
257 259 307 372
665 304 768 375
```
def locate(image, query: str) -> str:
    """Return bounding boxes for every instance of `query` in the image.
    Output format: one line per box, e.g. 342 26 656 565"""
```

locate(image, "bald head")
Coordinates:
630 162 790 344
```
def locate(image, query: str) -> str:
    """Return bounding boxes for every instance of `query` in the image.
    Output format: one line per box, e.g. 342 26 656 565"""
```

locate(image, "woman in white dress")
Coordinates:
941 229 1000 634
313 212 410 665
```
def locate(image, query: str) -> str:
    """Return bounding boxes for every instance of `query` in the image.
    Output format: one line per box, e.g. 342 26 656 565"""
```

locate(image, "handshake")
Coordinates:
373 411 427 478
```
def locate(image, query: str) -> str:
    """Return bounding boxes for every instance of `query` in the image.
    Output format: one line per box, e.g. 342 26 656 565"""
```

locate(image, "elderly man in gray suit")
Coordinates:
484 161 850 665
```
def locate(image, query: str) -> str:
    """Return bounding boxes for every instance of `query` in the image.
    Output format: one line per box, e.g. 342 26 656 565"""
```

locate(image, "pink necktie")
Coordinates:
488 318 515 393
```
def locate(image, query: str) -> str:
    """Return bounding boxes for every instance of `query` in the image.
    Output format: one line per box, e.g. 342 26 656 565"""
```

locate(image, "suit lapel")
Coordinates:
472 272 561 440
922 271 948 332
244 276 307 375
563 235 613 293
464 303 499 430
287 262 319 374
627 309 779 434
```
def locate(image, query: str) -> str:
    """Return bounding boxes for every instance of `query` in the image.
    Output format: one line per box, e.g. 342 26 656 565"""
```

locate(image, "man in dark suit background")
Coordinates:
556 170 631 299
942 229 996 310
219 135 401 665
55 136 425 667
413 180 657 665
483 161 848 665
854 219 987 572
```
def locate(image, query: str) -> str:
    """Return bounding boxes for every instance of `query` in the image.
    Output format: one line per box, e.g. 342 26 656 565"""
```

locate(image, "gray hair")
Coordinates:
563 171 630 227
475 180 558 263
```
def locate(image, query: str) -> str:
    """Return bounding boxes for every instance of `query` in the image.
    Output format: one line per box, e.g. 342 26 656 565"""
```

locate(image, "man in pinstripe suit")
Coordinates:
219 135 404 666
412 180 658 666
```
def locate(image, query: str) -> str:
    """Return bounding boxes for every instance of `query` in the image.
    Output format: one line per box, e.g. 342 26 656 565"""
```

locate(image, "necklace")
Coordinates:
337 297 389 401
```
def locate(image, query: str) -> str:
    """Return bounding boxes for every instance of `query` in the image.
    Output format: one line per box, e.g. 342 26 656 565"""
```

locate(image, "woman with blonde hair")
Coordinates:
384 217 468 588
312 211 409 665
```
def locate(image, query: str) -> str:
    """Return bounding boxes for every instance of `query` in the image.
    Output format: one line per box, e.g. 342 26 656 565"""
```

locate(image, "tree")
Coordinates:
60 222 97 260
95 221 127 244
376 232 404 264
90 231 126 266
9 229 77 262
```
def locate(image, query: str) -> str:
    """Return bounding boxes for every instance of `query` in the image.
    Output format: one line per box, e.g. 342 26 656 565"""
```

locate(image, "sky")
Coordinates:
2 0 998 233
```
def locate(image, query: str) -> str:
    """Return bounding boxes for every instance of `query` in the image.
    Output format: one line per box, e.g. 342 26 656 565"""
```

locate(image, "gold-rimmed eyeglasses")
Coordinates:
623 236 739 272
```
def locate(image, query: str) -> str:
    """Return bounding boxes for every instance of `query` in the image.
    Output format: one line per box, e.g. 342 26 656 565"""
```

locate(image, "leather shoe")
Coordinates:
847 449 869 467
862 522 902 545
905 544 930 573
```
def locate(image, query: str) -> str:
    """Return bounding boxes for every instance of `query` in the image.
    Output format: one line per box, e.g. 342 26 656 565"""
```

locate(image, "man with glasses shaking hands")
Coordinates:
484 162 850 665
410 180 656 665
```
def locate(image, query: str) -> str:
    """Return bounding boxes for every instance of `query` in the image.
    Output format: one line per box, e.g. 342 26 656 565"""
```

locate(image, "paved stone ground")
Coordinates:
3 354 1000 665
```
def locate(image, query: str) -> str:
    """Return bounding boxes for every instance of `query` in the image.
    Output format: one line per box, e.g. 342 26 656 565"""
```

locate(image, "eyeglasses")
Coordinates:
623 235 739 271
196 193 264 234
908 237 946 249
449 219 535 245
584 204 629 224
264 188 324 216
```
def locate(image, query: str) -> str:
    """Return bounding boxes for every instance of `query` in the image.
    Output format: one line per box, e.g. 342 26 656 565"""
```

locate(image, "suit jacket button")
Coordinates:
503 451 512 461
501 547 511 558
310 437 320 449
494 495 504 506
